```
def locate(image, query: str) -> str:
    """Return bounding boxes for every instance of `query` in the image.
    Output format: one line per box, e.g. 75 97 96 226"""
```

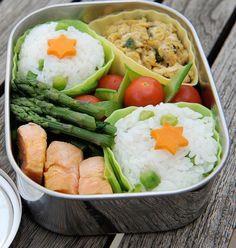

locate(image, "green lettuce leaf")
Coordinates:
12 30 30 90
164 63 192 102
103 148 122 193
105 147 131 192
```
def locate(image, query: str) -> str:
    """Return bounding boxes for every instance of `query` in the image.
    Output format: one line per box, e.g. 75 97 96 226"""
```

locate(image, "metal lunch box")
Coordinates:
5 0 230 235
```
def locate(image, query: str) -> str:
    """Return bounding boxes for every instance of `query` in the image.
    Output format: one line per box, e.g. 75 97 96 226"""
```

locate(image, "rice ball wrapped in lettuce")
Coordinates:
13 20 114 96
104 103 221 193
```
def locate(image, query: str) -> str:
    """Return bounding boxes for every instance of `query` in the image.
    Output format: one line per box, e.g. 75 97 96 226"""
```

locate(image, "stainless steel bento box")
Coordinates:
5 0 230 235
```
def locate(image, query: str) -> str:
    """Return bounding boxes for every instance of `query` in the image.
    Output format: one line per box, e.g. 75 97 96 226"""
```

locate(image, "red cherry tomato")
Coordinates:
171 85 202 104
74 95 100 104
124 76 164 107
98 74 123 91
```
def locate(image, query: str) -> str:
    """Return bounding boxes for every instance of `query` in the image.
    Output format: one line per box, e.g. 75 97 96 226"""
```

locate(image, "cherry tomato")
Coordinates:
124 76 164 107
74 95 100 104
171 85 202 104
201 85 214 108
98 74 123 91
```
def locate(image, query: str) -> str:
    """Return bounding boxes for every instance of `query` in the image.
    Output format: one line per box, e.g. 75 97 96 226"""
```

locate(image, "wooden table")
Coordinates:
0 0 235 247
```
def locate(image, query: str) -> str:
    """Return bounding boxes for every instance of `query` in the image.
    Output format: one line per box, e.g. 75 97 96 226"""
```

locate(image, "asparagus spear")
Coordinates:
11 104 114 147
12 79 105 120
96 121 116 135
12 97 116 134
11 97 97 130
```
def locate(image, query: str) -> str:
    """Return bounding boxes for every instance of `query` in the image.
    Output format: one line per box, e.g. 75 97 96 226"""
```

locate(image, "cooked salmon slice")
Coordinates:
45 141 83 175
79 156 112 194
18 123 47 184
44 165 78 194
79 177 113 194
44 141 83 194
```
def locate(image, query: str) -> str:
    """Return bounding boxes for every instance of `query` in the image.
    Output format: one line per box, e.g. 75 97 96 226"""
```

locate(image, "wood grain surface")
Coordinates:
0 0 235 247
163 0 235 56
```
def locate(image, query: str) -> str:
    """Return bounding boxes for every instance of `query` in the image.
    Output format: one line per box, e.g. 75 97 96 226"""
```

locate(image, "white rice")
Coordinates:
113 104 218 192
17 22 104 89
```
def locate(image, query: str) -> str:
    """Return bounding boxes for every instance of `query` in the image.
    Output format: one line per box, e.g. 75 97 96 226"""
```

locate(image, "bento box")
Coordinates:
5 0 229 235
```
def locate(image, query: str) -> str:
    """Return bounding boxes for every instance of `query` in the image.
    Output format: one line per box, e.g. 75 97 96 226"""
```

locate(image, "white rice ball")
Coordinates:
113 104 218 192
17 22 105 89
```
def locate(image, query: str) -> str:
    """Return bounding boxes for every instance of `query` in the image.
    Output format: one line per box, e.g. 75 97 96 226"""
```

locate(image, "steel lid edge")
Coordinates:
0 169 22 248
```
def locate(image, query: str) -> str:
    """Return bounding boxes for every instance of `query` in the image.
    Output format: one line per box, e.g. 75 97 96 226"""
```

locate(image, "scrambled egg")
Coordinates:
105 18 193 82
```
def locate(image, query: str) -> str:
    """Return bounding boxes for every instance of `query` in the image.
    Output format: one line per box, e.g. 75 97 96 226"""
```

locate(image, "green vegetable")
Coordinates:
11 104 114 147
115 66 140 104
160 114 178 126
124 37 136 50
190 156 196 165
140 170 161 190
52 75 68 91
26 71 37 81
95 88 117 101
103 148 122 193
94 66 140 104
133 184 142 192
94 100 122 117
139 110 155 121
11 97 97 130
96 121 116 135
202 169 214 178
55 22 69 31
185 152 196 165
12 29 30 88
164 63 192 102
106 106 137 125
104 147 131 192
38 59 44 71
13 79 105 120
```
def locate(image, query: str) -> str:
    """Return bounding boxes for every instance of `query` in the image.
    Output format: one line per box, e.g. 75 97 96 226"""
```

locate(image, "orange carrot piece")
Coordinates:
47 34 77 59
150 123 188 155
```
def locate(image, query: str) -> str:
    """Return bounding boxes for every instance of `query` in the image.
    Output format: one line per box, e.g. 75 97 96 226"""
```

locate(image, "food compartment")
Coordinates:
5 1 229 235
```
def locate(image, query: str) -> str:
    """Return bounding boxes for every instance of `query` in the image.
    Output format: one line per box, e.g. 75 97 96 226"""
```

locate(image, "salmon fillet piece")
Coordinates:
79 156 112 194
79 177 113 194
44 165 78 194
18 123 47 184
44 141 83 194
45 141 83 175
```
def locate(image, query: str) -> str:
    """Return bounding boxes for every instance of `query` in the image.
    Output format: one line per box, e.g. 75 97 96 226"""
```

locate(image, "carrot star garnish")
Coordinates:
150 124 188 155
47 34 77 59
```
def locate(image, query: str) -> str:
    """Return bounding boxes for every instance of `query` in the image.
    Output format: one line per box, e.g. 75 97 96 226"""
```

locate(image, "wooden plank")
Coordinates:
0 0 72 85
119 24 236 248
163 0 236 56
